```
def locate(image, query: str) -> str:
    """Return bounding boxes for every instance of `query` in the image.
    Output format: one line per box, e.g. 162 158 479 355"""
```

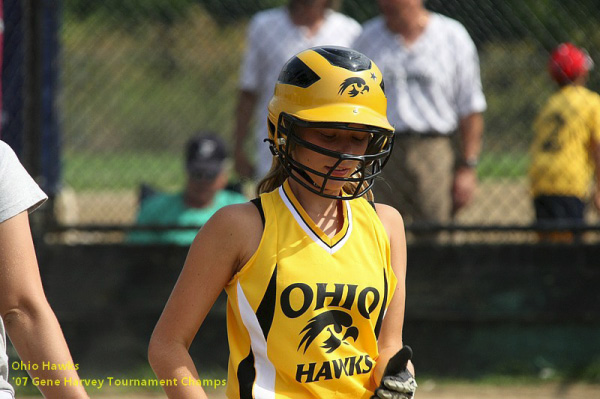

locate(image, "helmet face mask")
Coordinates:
267 46 395 200
270 113 394 199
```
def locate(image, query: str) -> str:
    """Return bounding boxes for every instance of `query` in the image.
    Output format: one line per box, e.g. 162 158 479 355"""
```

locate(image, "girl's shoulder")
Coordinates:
202 201 265 269
374 202 402 219
374 203 405 240
207 201 264 236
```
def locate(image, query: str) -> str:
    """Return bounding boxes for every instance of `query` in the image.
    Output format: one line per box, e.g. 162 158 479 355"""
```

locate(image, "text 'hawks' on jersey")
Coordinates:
224 181 396 399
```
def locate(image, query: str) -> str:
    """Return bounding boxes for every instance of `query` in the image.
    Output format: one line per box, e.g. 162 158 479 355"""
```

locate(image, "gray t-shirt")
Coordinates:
0 141 47 397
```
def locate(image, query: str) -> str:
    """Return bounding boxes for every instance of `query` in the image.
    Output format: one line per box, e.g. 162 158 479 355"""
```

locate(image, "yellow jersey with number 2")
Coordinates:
529 85 600 198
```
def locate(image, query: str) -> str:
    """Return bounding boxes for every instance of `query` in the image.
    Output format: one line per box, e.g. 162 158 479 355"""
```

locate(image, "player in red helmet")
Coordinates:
548 42 594 85
529 43 600 241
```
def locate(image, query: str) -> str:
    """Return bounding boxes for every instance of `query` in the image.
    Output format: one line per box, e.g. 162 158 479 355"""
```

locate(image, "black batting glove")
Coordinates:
372 346 418 399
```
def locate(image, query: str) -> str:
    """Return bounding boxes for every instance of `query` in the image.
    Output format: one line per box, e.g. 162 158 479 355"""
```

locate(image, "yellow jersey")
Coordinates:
529 85 600 198
224 180 397 399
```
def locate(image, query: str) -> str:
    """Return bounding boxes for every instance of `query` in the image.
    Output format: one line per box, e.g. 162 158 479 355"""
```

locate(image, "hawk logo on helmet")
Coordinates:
338 77 369 97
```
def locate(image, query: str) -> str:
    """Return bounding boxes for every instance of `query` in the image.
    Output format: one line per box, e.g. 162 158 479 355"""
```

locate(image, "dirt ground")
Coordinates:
19 382 600 398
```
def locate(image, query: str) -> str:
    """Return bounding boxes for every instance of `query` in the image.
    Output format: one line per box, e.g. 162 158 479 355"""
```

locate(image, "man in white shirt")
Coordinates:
233 0 361 181
354 0 486 229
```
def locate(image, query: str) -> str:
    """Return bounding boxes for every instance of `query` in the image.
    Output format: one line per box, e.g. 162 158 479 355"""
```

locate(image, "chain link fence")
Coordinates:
5 0 600 243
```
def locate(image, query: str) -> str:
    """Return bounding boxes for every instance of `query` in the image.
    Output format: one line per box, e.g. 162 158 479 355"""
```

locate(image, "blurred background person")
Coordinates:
128 133 247 245
233 0 362 183
353 0 486 231
529 43 600 241
0 141 89 399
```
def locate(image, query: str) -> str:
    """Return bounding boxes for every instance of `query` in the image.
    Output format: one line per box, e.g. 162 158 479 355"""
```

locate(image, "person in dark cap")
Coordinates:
129 133 247 245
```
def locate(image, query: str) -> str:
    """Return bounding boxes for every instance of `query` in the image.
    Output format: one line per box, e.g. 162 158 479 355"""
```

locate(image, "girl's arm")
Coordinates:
372 203 414 383
0 211 90 399
148 202 263 399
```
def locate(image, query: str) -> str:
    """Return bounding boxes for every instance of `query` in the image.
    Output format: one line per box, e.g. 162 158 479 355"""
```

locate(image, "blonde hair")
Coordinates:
256 158 288 196
256 156 375 202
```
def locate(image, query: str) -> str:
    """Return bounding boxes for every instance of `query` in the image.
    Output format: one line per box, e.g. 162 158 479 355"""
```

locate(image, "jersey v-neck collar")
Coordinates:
278 180 353 255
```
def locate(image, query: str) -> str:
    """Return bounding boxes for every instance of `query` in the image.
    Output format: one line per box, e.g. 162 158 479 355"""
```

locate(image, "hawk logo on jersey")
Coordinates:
278 282 386 383
338 77 369 97
298 310 359 354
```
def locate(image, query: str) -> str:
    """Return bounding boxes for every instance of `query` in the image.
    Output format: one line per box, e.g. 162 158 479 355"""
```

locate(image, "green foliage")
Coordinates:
64 0 288 25
61 4 245 152
426 0 600 48
200 0 286 24
60 4 247 191
59 1 600 190
479 41 551 154
64 0 200 25
63 0 600 44
577 357 600 382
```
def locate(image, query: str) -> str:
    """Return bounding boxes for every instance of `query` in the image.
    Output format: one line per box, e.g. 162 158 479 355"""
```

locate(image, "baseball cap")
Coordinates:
185 133 228 180
548 43 594 84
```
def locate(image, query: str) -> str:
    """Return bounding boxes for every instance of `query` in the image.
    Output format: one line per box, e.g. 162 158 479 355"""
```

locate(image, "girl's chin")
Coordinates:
292 173 348 194
318 181 347 194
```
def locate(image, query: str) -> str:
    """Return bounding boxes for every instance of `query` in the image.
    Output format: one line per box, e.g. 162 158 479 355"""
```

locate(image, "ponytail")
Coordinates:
257 157 288 196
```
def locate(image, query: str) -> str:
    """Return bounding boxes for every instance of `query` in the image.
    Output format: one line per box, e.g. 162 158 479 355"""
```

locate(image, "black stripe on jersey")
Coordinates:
374 270 388 338
281 186 350 250
256 265 278 339
237 349 256 399
236 268 276 397
250 197 265 227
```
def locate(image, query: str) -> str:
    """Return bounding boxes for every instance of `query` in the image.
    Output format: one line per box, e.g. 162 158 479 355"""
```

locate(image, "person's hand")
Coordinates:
372 346 418 399
234 148 254 180
452 166 478 215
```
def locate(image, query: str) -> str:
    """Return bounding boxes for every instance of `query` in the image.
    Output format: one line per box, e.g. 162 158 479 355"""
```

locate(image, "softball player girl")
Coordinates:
149 46 416 399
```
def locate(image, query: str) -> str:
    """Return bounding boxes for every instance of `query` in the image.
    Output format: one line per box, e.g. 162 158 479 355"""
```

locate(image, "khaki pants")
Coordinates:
374 135 454 225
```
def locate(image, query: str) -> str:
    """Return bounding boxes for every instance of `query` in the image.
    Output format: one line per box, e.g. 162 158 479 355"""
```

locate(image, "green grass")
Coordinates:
479 151 529 180
63 150 185 191
62 150 530 191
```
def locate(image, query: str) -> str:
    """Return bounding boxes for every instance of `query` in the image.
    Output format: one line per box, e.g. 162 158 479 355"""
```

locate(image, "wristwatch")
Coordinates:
459 157 479 168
